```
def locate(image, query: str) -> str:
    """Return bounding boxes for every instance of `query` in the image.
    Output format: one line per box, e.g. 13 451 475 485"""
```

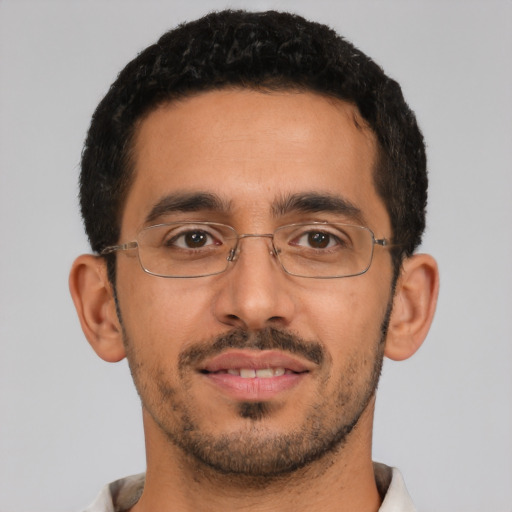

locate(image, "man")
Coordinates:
69 9 438 512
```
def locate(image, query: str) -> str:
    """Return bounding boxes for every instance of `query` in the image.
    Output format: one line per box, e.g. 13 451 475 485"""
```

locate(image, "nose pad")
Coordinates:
227 247 237 262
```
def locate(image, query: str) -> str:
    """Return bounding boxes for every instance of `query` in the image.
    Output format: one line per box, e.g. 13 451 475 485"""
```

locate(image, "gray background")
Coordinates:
1 1 511 511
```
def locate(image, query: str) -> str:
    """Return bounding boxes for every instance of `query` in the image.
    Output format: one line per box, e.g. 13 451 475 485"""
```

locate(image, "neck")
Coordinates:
131 399 381 512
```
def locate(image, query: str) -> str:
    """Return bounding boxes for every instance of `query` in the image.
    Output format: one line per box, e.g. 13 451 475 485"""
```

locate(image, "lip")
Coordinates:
202 350 313 373
199 350 313 401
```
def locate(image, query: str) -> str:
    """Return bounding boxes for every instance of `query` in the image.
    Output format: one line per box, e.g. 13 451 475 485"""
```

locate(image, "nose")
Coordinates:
212 235 296 331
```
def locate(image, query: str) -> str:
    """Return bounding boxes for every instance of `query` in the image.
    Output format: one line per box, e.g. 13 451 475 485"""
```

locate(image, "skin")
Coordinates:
70 89 439 512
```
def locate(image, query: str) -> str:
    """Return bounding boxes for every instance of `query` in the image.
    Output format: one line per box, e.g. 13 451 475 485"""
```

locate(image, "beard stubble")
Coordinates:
123 301 391 479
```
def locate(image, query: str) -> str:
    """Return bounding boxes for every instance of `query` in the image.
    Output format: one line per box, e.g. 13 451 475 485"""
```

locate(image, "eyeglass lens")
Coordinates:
135 222 376 279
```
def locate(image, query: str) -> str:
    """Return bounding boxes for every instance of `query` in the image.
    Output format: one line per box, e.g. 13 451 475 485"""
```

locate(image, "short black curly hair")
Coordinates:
80 9 427 279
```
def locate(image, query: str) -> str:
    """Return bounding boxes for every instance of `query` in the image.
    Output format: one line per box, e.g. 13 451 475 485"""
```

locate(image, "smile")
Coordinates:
210 368 288 378
199 350 312 401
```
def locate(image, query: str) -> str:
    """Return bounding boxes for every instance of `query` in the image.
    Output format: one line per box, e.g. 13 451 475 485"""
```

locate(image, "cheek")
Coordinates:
300 277 390 353
116 270 219 352
306 283 366 322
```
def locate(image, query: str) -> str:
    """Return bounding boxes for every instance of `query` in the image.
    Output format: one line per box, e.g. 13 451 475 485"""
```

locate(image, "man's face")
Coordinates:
115 89 395 476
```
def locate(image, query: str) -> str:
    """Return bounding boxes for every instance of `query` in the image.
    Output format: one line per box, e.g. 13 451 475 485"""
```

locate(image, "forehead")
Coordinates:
122 89 388 235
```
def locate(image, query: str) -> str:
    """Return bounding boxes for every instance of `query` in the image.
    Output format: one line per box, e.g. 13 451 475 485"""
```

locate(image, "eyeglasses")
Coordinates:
101 221 390 279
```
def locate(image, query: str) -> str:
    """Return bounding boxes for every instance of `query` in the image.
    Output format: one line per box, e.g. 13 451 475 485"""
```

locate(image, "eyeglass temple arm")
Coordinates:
101 241 138 255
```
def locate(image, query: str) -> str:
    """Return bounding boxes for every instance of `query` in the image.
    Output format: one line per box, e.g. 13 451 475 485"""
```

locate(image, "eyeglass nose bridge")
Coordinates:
227 233 278 263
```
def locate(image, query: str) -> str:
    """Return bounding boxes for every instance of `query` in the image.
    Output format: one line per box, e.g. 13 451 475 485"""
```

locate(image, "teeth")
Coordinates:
255 368 274 378
226 368 286 378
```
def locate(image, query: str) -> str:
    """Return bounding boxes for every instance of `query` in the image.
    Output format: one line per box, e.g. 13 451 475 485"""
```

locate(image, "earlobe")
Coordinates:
69 255 126 363
385 254 439 361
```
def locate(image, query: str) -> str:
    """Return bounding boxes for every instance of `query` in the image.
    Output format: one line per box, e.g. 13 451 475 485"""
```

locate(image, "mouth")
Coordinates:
208 367 290 378
199 350 312 401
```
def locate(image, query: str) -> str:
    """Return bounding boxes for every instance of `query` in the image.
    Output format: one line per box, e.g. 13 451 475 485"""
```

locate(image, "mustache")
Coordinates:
178 327 325 371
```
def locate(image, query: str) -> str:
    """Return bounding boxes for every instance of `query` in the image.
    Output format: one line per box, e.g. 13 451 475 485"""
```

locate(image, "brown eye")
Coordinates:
308 232 331 249
166 229 219 249
291 230 339 249
184 231 209 248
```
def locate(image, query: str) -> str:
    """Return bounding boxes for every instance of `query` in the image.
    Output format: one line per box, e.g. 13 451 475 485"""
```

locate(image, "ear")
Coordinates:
385 253 439 361
69 254 126 362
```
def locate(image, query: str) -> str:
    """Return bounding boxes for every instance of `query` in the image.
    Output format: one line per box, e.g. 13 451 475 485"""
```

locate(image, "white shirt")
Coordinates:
83 463 416 512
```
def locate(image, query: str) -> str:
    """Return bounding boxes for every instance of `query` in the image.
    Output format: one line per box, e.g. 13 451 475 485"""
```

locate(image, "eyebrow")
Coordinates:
272 192 365 224
144 190 365 226
145 192 232 224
